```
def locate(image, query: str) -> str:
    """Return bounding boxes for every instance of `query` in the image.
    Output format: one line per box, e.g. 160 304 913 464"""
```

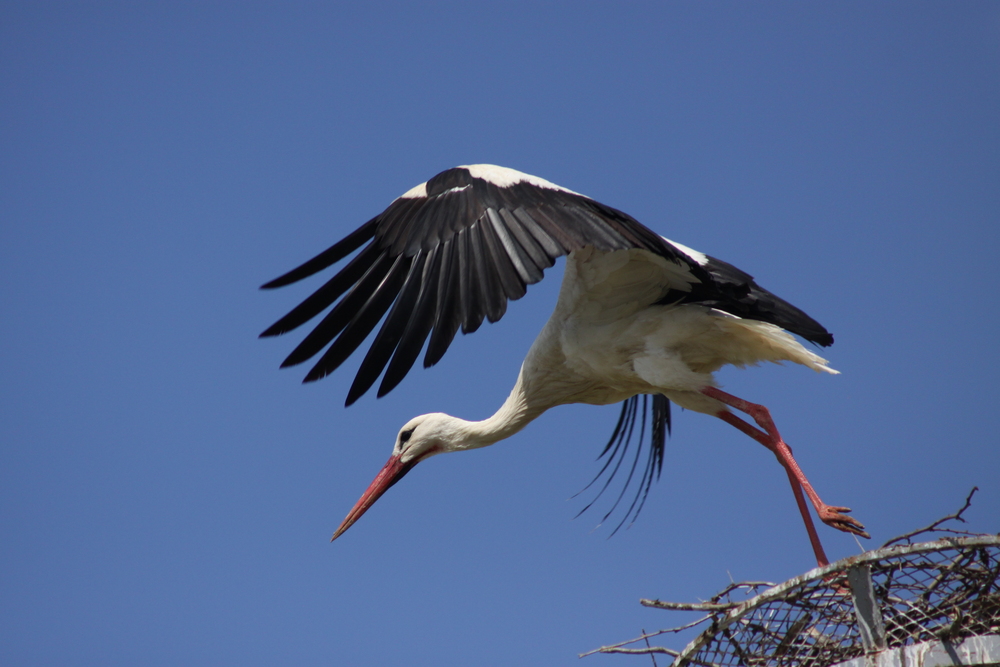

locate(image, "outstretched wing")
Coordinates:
260 164 704 405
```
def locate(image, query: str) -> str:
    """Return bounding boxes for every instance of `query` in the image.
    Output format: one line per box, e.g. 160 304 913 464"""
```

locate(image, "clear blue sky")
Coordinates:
2 3 998 665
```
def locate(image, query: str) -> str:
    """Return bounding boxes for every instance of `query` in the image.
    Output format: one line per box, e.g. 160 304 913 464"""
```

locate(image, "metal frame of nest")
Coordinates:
586 490 1000 666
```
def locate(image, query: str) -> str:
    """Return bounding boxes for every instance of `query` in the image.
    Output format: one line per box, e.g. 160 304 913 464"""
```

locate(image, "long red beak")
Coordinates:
331 454 416 541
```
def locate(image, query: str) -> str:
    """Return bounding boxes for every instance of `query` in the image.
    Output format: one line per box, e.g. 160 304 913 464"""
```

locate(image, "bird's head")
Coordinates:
331 413 460 540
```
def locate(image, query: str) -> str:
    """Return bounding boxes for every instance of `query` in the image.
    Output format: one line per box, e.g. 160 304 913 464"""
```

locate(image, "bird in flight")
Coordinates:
260 164 868 566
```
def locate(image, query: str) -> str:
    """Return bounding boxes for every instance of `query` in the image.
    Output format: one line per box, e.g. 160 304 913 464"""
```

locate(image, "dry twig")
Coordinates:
881 487 980 548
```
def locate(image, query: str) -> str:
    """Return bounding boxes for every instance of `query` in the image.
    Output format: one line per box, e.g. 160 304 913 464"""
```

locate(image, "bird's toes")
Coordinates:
826 505 853 514
818 506 870 539
834 519 871 539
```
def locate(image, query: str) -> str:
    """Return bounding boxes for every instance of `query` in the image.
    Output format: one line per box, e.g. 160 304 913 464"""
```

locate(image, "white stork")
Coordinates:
261 164 867 566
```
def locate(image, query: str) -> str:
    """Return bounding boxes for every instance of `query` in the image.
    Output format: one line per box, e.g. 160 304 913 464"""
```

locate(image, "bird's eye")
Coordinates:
399 427 415 444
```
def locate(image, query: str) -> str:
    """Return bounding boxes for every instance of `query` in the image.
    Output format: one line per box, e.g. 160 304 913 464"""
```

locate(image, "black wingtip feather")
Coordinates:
260 218 378 290
683 253 836 348
260 243 382 338
277 250 395 370
302 254 412 387
424 240 463 368
375 247 442 398
815 332 834 347
344 254 428 405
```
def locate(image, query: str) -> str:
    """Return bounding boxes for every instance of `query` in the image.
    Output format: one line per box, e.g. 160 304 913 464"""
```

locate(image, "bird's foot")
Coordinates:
817 504 870 539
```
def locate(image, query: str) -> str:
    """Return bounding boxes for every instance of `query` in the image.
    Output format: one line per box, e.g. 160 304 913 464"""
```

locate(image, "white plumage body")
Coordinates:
516 246 836 416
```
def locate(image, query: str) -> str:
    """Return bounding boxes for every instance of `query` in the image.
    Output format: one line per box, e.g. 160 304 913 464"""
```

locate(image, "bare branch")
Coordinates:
641 581 775 611
881 487 979 548
579 628 687 658
582 644 722 667
710 580 775 603
641 599 734 611
581 645 680 657
641 628 658 667
586 582 779 659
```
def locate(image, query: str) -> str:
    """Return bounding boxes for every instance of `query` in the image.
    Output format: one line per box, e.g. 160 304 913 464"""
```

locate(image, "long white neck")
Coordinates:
448 370 548 451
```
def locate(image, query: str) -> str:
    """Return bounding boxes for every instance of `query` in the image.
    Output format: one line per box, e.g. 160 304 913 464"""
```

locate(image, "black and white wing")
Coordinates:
671 245 835 347
260 164 705 405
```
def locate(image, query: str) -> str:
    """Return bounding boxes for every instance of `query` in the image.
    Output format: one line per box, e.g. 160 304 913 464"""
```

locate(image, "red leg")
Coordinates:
702 388 868 562
716 411 831 567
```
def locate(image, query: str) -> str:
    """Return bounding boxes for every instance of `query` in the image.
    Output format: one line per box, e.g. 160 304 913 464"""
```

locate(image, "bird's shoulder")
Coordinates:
559 246 701 321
